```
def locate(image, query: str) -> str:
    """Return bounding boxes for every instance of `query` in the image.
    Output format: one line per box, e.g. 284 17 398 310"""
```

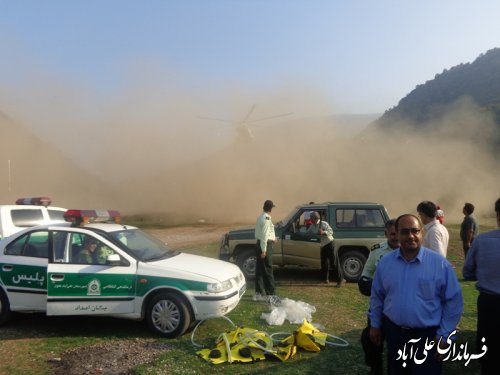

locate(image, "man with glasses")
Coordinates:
369 214 463 374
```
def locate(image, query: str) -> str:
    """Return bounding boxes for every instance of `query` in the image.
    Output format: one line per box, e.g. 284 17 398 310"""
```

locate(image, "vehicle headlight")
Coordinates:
207 279 233 293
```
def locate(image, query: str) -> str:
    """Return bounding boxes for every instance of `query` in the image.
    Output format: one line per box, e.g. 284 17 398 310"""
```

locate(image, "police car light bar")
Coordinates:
16 197 52 207
64 209 121 225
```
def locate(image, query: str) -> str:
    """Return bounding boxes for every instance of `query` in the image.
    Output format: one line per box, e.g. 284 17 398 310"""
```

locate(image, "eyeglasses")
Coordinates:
399 228 421 235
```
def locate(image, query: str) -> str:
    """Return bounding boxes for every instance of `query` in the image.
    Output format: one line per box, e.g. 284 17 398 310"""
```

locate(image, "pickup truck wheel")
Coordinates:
146 292 190 338
237 248 256 280
340 250 367 282
0 288 12 325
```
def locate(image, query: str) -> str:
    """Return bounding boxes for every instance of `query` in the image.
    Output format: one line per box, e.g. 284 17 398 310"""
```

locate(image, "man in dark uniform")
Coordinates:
358 219 398 375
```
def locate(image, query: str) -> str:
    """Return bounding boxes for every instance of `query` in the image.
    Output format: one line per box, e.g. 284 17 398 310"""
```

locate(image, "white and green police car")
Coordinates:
0 209 246 338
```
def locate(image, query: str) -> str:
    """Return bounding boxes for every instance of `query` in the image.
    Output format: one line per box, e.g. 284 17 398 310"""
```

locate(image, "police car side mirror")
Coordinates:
106 253 123 266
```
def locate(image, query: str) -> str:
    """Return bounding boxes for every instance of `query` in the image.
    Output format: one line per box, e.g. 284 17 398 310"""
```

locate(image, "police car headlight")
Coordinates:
207 279 233 293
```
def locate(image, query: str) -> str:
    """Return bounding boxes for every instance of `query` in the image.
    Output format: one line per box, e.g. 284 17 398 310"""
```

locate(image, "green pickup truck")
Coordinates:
219 202 390 282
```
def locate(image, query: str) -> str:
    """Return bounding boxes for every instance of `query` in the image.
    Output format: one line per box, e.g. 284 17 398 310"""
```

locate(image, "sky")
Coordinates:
1 0 500 114
1 1 500 222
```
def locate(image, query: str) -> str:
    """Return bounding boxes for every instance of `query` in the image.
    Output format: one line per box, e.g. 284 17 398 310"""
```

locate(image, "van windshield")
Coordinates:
109 228 179 262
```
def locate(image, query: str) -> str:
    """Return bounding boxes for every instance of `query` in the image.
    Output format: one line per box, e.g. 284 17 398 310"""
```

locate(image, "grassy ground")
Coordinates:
0 220 495 374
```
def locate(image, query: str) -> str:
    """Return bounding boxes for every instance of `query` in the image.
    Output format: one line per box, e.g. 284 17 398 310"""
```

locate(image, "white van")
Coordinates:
0 197 66 239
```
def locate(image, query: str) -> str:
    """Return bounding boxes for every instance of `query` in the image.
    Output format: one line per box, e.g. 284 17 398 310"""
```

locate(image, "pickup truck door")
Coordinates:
280 212 322 267
46 229 137 316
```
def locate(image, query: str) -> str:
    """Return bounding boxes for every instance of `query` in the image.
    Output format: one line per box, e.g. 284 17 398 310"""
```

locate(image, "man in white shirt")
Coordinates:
417 200 449 257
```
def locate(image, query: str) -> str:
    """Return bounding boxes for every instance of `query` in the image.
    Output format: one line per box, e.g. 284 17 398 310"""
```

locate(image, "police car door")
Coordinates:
281 210 322 267
47 229 137 316
0 229 50 311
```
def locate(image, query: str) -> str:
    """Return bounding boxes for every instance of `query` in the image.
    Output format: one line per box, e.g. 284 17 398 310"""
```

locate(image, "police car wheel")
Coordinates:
0 288 12 325
237 248 256 280
146 292 190 338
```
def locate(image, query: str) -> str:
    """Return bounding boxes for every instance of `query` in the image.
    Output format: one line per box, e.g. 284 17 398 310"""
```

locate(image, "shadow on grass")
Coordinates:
0 312 153 341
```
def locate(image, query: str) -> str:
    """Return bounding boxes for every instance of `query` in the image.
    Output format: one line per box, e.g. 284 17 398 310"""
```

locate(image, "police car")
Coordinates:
0 209 246 338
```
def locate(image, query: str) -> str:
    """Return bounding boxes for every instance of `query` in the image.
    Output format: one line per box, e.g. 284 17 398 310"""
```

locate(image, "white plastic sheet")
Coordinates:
261 298 316 325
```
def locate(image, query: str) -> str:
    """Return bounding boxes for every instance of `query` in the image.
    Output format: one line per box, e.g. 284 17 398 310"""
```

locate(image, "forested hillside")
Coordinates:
376 48 500 128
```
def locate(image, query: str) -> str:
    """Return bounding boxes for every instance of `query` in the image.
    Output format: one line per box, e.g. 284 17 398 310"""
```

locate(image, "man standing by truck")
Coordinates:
254 200 277 301
307 211 344 287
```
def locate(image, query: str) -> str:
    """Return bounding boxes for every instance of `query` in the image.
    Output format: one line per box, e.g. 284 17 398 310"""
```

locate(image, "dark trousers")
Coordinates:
462 242 470 259
384 317 441 375
361 317 384 374
462 238 474 259
321 241 343 282
254 240 275 295
477 292 500 375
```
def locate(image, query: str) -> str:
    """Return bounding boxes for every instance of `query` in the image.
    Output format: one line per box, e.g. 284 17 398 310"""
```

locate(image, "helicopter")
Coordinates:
199 104 293 142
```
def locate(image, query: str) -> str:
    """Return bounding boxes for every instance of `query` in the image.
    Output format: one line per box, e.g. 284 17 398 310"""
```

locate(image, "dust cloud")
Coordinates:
1 78 499 226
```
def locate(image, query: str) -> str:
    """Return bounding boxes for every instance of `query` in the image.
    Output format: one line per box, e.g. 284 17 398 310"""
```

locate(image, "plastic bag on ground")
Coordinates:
261 298 316 325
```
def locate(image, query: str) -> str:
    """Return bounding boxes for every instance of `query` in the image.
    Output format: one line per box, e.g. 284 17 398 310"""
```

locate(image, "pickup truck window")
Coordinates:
336 209 385 228
296 209 327 233
10 209 44 227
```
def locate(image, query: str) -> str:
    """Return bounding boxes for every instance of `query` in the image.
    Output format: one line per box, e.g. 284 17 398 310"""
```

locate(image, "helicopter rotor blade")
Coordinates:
241 104 257 124
198 106 293 135
249 112 294 124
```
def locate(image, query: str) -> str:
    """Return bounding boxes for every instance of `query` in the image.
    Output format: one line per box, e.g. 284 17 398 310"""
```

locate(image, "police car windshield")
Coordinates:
109 228 178 262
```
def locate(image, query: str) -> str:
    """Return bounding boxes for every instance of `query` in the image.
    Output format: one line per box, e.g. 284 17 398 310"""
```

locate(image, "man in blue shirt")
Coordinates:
463 197 500 375
369 214 463 374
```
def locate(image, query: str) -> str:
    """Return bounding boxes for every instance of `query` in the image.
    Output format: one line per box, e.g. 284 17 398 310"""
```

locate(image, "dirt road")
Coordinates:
146 224 242 249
